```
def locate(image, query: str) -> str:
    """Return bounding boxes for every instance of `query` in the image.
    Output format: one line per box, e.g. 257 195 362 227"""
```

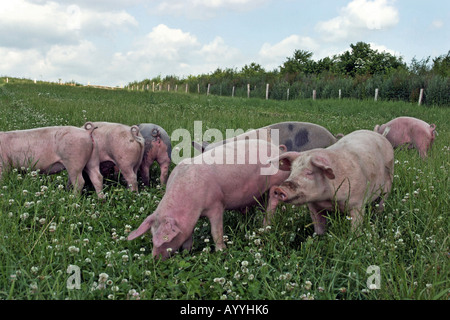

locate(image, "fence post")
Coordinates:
247 84 250 98
418 88 424 106
186 83 188 93
175 84 178 92
266 83 269 100
197 83 200 94
152 82 155 92
312 90 316 100
207 83 211 96
287 88 290 101
232 86 235 98
374 88 379 101
339 89 342 99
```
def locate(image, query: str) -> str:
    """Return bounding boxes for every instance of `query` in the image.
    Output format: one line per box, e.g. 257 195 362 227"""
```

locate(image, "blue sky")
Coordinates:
1 0 448 86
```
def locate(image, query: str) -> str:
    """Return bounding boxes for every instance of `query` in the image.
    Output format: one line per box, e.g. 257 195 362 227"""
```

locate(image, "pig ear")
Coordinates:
311 155 335 180
268 151 301 171
127 215 155 240
153 217 181 248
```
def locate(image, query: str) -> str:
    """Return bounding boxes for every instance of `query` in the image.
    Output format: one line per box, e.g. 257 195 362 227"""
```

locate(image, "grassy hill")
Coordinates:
0 81 448 300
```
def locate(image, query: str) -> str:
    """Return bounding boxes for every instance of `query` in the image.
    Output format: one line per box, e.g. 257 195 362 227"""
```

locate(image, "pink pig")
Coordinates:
271 130 394 235
374 116 436 158
0 122 103 195
127 139 289 259
89 122 145 194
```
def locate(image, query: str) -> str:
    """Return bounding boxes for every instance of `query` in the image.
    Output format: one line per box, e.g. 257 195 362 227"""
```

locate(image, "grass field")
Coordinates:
0 80 448 300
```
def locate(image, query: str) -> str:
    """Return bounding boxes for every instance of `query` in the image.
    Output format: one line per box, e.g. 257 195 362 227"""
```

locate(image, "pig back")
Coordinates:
0 126 94 173
193 140 289 209
91 122 144 161
266 121 337 152
329 130 394 187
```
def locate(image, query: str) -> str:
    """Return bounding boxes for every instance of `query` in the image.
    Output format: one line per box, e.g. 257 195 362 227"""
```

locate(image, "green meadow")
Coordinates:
0 80 448 300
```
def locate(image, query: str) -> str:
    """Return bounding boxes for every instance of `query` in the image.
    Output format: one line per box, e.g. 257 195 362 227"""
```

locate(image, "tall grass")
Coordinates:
0 82 448 300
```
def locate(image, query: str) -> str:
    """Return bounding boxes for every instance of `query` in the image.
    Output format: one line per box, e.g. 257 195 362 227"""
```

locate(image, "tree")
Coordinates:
240 63 266 77
336 42 405 76
432 51 450 77
280 50 315 76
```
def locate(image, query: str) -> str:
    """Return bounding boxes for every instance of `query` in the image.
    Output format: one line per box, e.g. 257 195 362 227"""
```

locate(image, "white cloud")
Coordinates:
200 36 242 65
154 0 269 18
258 35 320 70
368 43 401 57
0 0 137 49
431 19 444 29
316 0 399 42
108 25 244 84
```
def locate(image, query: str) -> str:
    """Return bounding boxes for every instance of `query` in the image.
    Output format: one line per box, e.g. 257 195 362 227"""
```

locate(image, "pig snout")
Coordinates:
273 187 288 201
273 180 300 202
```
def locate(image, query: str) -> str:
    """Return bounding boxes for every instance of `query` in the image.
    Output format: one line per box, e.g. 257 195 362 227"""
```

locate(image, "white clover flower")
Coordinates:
304 280 312 290
68 246 80 253
20 212 29 220
98 273 109 283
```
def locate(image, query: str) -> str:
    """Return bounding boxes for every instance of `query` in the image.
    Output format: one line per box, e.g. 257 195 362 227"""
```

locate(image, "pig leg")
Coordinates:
204 204 226 251
181 235 193 252
66 169 85 194
415 140 429 159
119 167 139 192
307 203 328 235
349 206 365 232
139 161 151 186
84 163 105 199
264 186 280 226
158 159 171 185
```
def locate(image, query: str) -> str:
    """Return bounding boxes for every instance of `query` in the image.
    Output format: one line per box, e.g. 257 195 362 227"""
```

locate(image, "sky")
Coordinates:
0 0 449 87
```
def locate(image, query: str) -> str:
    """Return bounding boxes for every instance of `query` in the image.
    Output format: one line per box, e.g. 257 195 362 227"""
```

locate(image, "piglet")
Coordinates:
0 122 103 195
137 123 172 186
271 130 394 235
374 116 436 158
127 139 289 259
89 122 145 193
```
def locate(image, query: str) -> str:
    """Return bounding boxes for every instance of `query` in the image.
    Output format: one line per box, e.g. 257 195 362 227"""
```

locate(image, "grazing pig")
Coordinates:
0 122 103 195
374 116 436 159
137 123 172 186
193 121 338 153
271 130 394 235
89 122 145 192
127 139 290 259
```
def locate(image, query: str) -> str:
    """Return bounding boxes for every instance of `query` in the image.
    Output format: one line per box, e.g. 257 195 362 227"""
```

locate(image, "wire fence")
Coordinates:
127 73 450 107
